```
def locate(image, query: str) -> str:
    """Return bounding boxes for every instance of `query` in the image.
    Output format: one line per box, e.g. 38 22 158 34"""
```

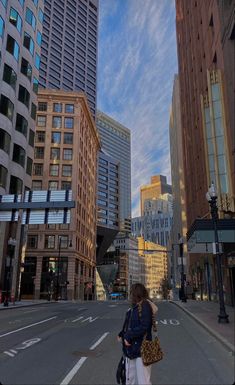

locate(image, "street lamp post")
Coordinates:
3 238 16 307
55 236 62 301
179 236 187 302
206 182 229 323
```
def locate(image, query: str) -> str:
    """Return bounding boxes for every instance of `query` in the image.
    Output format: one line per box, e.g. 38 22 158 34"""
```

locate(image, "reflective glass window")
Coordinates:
6 35 20 61
0 94 14 121
36 31 42 45
35 53 40 69
51 132 61 144
9 8 22 34
15 113 28 137
23 32 34 55
25 8 36 30
0 128 11 154
0 16 4 38
38 8 44 23
21 57 32 81
3 64 17 89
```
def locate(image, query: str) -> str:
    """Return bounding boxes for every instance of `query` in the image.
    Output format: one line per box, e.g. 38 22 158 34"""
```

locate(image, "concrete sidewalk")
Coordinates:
170 299 234 354
0 299 57 310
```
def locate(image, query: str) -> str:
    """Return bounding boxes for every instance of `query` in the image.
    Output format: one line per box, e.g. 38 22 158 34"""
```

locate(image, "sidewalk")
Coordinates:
170 299 235 354
0 299 57 310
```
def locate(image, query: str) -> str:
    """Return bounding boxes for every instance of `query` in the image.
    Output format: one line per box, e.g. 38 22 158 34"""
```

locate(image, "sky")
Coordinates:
97 0 178 218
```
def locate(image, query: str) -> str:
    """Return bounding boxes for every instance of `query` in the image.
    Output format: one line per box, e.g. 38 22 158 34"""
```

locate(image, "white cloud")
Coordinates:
98 0 177 217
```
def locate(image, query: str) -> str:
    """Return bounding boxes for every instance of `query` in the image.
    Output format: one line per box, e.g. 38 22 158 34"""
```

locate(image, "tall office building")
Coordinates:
140 175 172 216
24 89 100 300
39 0 99 117
96 111 131 233
169 74 187 288
176 0 235 305
0 0 44 300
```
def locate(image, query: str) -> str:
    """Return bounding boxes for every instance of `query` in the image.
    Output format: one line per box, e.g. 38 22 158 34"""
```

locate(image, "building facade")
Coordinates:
137 237 168 299
23 89 100 300
132 213 172 248
96 111 131 233
140 175 172 216
176 0 235 305
96 150 120 265
39 0 99 117
0 0 44 300
169 74 188 290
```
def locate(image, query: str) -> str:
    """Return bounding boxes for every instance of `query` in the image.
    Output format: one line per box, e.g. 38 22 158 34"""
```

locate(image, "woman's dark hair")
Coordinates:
130 283 149 304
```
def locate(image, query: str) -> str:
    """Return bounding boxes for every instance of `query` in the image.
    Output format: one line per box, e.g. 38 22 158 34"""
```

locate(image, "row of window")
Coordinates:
0 165 25 193
38 102 74 113
3 62 38 93
37 115 74 129
34 147 73 161
33 163 73 177
27 234 70 249
32 180 71 191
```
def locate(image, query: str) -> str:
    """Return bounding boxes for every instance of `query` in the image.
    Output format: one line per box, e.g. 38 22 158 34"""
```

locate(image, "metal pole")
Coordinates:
209 196 229 323
56 237 61 301
179 240 187 302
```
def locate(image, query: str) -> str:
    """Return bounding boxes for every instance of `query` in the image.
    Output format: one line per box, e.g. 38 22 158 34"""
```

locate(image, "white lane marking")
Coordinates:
156 319 180 325
23 309 41 314
90 332 109 350
60 332 109 385
81 316 98 324
4 351 15 357
60 357 87 385
72 316 84 323
0 316 57 338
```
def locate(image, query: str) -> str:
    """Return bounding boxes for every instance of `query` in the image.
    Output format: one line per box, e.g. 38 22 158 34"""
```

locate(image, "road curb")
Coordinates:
170 300 235 355
0 301 58 311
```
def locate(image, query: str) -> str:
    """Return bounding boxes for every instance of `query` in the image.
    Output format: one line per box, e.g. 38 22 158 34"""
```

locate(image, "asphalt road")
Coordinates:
0 301 234 385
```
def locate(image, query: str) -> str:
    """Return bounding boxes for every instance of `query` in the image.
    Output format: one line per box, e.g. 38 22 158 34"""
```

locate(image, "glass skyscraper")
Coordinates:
39 0 98 117
96 111 131 233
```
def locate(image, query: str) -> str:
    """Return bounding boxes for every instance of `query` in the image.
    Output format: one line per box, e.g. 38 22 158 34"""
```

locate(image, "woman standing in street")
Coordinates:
117 283 158 385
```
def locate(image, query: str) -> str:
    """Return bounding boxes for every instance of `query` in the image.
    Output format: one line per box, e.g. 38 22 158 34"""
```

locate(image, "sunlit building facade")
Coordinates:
24 89 100 300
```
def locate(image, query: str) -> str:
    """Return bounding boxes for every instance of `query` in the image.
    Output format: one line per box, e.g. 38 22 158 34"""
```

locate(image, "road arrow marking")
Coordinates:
4 351 15 357
72 316 84 323
81 316 98 323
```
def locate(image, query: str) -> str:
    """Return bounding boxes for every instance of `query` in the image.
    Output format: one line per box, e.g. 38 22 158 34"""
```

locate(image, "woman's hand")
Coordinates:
124 339 131 347
117 336 122 343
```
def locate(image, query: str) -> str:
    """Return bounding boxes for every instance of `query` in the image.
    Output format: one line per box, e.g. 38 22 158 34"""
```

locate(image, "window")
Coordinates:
23 32 34 55
62 165 72 176
50 164 59 176
0 165 7 188
64 133 73 144
1 0 7 8
9 175 23 194
36 31 42 46
18 85 30 108
64 117 74 128
15 113 28 137
6 35 20 61
33 163 43 176
38 102 47 111
45 235 55 249
35 53 40 69
34 146 44 159
26 157 33 175
52 116 62 128
27 235 38 248
38 8 43 23
18 0 24 7
51 132 61 144
0 129 11 154
50 148 60 160
37 115 46 126
59 236 69 248
48 181 58 190
35 131 45 143
32 180 42 190
0 16 4 38
3 64 17 89
12 144 25 167
61 181 71 189
63 148 73 160
32 0 38 7
53 103 62 112
29 129 34 147
25 7 36 30
33 77 39 94
65 104 74 113
31 103 37 120
21 57 32 81
9 7 22 34
0 94 14 121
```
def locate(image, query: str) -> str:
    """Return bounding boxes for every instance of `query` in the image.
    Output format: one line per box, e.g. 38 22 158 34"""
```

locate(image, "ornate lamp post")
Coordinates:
3 238 16 307
206 182 229 323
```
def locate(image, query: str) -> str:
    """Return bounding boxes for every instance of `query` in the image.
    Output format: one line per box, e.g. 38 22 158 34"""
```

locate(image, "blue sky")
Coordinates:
97 0 178 217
